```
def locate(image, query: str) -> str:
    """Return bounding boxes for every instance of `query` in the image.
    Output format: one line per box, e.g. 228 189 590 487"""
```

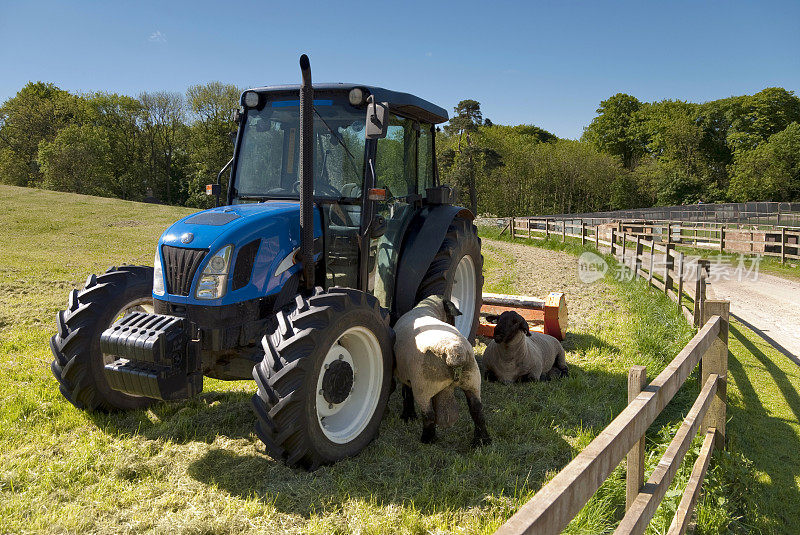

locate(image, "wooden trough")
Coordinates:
478 292 568 341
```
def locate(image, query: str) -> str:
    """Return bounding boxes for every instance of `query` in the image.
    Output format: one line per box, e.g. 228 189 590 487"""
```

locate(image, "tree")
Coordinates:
0 82 85 186
729 122 800 202
139 91 188 205
185 82 240 207
582 93 645 169
443 99 483 214
37 123 109 196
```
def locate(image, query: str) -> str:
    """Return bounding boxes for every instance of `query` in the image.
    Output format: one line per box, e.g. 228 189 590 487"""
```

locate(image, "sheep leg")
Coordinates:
419 399 437 444
464 390 491 447
555 347 569 378
400 384 417 421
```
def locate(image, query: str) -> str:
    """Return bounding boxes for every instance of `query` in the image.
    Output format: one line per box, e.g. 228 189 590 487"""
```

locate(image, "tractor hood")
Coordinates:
156 202 322 305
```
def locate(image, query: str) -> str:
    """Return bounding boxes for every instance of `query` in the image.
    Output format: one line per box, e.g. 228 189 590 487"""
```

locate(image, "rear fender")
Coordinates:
393 205 473 321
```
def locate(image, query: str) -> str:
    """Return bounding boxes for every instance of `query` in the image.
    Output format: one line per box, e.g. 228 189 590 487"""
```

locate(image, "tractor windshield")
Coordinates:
233 95 366 201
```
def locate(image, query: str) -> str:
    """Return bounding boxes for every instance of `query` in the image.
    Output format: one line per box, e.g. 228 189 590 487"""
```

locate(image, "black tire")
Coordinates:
251 287 393 470
415 217 484 342
50 266 157 411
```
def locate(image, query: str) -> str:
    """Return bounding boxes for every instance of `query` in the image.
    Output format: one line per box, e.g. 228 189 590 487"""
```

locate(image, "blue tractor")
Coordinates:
50 56 483 469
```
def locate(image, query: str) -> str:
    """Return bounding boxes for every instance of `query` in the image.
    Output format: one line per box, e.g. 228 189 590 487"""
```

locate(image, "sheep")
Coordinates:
483 310 568 384
393 295 491 446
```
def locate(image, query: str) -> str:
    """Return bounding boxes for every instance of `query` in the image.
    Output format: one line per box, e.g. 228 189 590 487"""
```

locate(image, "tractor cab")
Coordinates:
228 84 449 314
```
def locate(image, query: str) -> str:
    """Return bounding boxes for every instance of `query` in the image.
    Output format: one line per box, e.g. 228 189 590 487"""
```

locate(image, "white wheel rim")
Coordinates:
451 255 476 337
315 326 383 444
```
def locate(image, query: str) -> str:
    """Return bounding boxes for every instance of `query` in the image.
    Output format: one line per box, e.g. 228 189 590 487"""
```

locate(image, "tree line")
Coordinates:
438 87 800 217
1 82 798 216
0 81 240 208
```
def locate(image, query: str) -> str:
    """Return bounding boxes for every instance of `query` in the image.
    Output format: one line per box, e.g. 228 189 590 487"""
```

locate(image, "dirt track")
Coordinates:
710 269 800 362
615 247 800 362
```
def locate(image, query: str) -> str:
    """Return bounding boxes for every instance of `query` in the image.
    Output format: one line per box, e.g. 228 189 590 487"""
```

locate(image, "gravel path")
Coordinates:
482 239 615 332
615 247 800 362
710 269 800 363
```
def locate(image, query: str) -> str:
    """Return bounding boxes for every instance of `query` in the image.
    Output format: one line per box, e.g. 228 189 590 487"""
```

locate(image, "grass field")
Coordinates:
1 185 798 534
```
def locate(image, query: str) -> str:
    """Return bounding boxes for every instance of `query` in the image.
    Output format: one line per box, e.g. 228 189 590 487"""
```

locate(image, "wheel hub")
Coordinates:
321 360 353 404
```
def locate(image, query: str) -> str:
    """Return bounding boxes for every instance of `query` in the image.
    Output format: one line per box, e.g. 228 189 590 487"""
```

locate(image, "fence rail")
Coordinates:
536 201 800 226
503 217 800 264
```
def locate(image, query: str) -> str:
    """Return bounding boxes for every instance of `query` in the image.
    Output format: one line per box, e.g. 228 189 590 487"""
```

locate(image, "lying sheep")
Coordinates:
483 311 568 384
393 296 491 446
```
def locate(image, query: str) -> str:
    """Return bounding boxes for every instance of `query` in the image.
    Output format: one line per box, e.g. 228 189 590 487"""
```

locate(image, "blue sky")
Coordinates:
1 0 798 139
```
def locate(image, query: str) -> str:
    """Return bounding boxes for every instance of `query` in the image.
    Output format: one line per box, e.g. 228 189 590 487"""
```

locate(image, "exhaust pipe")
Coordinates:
298 54 315 290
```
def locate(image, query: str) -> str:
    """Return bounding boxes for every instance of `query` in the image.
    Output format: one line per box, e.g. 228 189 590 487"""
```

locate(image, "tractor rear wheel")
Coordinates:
50 266 157 411
251 287 393 470
416 217 483 342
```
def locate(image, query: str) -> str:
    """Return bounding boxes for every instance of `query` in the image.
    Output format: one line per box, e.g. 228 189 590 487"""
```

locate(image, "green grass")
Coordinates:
0 185 797 534
480 223 800 534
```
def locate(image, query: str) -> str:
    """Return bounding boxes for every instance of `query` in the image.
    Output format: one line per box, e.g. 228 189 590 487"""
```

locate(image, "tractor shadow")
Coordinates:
184 363 650 519
91 388 257 444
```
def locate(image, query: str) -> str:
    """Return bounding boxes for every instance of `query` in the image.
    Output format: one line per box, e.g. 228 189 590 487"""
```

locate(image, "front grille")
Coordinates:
162 245 207 296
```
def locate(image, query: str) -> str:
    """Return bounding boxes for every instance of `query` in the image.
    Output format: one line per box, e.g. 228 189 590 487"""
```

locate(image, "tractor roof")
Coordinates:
248 83 449 125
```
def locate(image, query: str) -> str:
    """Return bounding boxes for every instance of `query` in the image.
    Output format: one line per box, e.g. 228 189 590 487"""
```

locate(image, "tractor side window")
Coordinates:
418 124 434 195
375 115 417 198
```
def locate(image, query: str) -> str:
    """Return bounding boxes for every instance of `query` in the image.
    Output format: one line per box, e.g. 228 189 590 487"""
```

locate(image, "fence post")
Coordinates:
693 261 708 327
634 236 643 277
545 218 550 239
720 227 725 253
701 300 730 450
626 365 647 511
511 217 515 240
676 252 684 314
562 219 566 243
648 245 654 287
595 225 600 248
528 218 532 239
666 221 673 244
581 220 586 246
781 227 786 264
664 243 675 295
622 232 627 264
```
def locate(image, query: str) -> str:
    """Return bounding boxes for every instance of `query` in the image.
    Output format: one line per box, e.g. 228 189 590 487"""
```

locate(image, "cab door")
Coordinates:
369 115 423 310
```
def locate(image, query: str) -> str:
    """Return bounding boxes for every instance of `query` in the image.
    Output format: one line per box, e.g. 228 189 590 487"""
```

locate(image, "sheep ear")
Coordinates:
443 299 463 317
520 318 531 336
486 314 499 324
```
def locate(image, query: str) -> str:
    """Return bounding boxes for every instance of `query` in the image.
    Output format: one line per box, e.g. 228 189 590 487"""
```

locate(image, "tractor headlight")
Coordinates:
195 245 233 300
153 249 165 296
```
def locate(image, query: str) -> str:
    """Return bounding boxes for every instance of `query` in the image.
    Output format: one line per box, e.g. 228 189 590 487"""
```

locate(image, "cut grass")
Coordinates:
0 184 797 534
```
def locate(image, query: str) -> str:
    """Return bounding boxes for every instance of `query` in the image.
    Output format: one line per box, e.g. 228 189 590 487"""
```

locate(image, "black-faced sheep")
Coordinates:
393 296 491 446
483 310 568 384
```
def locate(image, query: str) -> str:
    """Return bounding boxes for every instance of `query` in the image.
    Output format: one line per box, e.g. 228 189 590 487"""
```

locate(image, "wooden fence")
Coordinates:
496 300 730 535
503 217 800 264
496 220 730 534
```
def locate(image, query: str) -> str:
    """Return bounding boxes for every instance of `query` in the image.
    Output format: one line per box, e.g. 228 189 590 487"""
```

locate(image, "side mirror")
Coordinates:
365 97 389 140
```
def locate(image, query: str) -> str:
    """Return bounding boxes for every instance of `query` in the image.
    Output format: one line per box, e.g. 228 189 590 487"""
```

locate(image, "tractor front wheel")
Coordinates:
50 266 157 411
251 287 393 470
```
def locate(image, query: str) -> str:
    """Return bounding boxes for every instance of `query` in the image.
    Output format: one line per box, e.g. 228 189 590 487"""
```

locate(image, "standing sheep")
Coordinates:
393 296 491 446
483 311 568 384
